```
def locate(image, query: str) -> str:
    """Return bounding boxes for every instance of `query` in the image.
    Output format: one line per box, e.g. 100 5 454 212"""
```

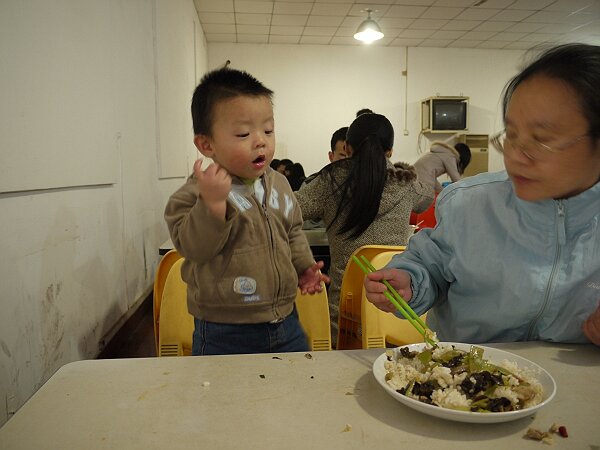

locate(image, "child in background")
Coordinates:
165 68 328 356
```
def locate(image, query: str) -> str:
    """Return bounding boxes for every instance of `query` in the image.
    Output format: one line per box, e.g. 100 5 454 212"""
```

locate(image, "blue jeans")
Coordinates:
192 307 309 356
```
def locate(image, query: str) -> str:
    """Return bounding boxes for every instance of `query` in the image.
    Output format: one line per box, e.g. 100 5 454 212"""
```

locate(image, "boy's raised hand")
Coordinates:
298 261 330 295
194 158 231 220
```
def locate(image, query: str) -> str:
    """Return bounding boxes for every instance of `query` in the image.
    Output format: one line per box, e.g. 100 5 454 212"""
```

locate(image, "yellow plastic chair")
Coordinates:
159 259 332 355
153 249 182 355
337 245 406 350
361 251 427 349
295 282 332 351
158 258 194 356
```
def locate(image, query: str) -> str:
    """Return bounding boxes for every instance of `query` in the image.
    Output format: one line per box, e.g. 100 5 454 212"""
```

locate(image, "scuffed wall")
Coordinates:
0 0 206 426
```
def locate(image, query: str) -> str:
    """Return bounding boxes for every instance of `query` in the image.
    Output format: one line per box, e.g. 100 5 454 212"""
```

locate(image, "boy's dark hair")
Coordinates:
502 43 600 143
455 143 471 174
356 108 374 117
330 127 349 151
191 68 274 136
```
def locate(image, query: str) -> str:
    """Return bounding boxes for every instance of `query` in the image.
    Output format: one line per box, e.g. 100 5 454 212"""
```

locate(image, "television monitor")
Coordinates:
432 99 467 131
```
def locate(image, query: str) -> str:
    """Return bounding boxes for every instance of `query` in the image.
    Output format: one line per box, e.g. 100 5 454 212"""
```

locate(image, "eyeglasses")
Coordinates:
490 130 590 161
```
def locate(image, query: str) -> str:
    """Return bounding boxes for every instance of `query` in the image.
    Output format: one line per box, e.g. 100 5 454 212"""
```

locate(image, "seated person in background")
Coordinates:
329 126 351 162
270 158 280 170
356 108 374 117
414 137 472 194
287 162 306 191
364 43 600 346
276 158 293 175
165 67 328 356
296 113 434 346
304 126 350 187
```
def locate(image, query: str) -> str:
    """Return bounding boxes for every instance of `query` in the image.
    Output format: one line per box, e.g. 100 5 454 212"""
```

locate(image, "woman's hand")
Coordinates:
298 261 330 294
583 300 600 346
364 268 413 313
194 159 231 220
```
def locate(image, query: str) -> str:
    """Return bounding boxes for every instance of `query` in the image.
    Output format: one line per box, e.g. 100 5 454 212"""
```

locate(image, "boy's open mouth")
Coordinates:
252 155 266 164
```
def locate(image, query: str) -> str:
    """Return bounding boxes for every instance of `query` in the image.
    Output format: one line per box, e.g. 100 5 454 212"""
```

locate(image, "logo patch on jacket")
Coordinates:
228 190 252 211
233 276 256 295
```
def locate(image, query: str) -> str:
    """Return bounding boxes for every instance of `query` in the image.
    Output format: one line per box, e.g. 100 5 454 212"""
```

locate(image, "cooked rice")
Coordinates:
384 343 544 412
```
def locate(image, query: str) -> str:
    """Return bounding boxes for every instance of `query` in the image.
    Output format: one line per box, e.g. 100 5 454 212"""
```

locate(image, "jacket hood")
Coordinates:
430 141 460 160
390 160 417 183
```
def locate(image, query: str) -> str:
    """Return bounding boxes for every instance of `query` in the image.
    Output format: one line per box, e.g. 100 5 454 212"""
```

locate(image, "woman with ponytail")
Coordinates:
295 113 433 346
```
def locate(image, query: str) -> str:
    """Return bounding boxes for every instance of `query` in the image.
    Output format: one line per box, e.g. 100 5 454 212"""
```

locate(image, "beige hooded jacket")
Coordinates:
414 141 462 193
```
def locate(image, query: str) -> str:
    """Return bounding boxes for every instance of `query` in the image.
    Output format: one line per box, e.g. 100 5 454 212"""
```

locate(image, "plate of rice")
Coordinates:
372 342 556 423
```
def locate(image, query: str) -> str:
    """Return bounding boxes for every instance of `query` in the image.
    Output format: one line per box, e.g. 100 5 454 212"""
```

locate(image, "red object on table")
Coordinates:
410 194 437 231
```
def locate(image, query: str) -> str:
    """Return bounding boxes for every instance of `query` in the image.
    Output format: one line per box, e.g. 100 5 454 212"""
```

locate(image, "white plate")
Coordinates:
372 342 556 424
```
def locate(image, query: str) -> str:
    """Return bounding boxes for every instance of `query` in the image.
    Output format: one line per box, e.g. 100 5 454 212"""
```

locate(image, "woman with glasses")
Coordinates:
364 43 600 346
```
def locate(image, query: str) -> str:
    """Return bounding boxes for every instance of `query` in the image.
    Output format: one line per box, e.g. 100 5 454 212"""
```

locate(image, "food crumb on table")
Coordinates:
524 423 569 444
342 424 352 433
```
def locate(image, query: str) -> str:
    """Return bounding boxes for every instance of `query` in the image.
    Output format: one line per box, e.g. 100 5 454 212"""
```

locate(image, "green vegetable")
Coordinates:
418 349 432 365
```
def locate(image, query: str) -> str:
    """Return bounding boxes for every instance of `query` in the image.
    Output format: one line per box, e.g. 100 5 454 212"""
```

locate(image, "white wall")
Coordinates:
207 44 526 175
0 0 206 426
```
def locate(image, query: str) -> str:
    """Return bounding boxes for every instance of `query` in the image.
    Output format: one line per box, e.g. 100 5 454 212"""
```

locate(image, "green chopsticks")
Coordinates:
352 255 437 346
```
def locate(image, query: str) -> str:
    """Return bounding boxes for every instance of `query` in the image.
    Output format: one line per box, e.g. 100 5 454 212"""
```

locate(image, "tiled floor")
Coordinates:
98 295 156 359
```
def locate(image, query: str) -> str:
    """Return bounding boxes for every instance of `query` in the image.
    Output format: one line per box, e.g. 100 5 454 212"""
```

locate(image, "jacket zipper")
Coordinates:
526 200 565 339
260 178 282 320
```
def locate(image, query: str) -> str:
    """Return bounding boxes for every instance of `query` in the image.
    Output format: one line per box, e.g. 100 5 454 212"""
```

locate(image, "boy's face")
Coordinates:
195 95 275 180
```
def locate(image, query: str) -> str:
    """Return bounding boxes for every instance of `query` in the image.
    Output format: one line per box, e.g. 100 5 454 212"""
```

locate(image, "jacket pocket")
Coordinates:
214 244 276 306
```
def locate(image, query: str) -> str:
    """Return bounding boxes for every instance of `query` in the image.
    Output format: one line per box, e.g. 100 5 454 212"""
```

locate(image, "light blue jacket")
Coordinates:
389 171 600 344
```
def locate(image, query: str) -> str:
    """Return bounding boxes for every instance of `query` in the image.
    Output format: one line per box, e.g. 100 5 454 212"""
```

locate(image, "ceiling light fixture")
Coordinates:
354 9 384 44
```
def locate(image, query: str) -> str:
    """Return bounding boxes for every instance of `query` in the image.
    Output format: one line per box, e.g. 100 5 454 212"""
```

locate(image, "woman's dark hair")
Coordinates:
324 113 394 239
270 158 281 170
287 163 306 191
502 43 600 143
455 143 471 174
277 158 293 173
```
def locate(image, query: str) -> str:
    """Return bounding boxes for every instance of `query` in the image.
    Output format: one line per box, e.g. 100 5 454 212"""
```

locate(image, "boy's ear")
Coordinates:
194 134 214 158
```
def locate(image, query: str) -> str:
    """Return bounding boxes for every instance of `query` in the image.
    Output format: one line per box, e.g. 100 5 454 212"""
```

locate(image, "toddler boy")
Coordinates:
165 68 327 355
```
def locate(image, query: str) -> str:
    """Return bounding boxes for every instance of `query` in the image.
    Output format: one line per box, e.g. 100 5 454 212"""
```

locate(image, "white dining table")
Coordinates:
1 343 599 449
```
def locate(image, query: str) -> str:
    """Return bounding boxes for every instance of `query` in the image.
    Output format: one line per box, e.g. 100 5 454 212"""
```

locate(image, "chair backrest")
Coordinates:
153 249 183 355
337 245 406 350
361 251 426 349
158 258 194 356
295 282 331 351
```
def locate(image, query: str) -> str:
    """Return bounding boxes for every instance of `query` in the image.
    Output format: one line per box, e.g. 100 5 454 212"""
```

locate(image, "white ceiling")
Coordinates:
193 0 600 49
